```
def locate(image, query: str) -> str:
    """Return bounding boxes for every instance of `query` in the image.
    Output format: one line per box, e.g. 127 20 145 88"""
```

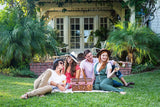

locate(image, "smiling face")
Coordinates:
85 52 93 62
100 52 108 62
57 61 64 70
67 56 73 64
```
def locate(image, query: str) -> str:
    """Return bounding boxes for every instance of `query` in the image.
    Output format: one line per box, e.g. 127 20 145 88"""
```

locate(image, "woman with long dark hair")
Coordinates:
64 52 80 88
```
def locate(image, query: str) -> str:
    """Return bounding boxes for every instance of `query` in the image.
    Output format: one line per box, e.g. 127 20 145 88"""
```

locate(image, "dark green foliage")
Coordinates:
123 0 157 25
0 0 37 17
132 63 155 73
93 27 110 48
106 22 160 64
11 69 37 78
0 7 58 67
0 66 37 78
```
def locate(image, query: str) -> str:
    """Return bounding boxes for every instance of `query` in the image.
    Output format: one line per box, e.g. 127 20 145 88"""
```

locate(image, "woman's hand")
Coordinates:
57 84 66 91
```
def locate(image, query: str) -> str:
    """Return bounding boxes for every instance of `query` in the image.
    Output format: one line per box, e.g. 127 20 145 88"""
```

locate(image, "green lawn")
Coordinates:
0 70 160 107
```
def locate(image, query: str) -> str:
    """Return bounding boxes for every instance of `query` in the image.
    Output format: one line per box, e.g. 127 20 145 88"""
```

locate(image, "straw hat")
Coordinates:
68 51 78 63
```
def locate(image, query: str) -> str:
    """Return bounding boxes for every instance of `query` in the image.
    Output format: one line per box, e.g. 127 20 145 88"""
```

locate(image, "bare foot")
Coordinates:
28 89 32 91
20 94 28 99
39 95 45 97
120 92 126 95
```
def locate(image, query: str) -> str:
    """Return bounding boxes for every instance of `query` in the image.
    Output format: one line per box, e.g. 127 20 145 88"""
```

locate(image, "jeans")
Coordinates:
112 65 123 79
113 80 123 87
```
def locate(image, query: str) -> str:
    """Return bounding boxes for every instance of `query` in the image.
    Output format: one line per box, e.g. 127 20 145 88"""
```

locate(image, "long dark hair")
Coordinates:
64 56 77 76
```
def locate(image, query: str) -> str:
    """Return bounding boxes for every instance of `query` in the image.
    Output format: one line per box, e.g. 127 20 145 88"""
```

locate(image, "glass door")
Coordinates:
70 18 80 49
69 17 94 52
83 18 94 48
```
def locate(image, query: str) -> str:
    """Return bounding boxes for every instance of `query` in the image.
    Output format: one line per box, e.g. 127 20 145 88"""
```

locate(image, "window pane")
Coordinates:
57 19 59 24
70 18 74 24
76 25 79 30
76 43 80 48
71 25 74 30
76 30 80 36
61 25 63 29
57 25 59 29
84 25 88 29
100 18 103 23
76 37 80 42
61 19 63 23
89 24 93 30
61 31 63 35
76 18 79 23
71 31 74 35
84 18 88 23
56 18 64 43
90 18 93 23
104 18 107 23
70 18 80 49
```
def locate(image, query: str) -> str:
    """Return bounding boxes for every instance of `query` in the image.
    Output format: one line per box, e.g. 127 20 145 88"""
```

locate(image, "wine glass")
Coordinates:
114 63 120 71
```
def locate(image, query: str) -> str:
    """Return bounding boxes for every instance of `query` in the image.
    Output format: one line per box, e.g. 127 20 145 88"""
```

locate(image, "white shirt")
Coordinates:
80 58 98 79
95 62 112 74
48 69 66 88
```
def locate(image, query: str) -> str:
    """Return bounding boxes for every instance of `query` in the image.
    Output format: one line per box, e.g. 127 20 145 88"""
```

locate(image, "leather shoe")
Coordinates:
125 85 133 88
128 82 135 85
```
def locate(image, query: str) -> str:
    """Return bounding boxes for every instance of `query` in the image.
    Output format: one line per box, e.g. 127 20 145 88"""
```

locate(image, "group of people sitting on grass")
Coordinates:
21 49 135 99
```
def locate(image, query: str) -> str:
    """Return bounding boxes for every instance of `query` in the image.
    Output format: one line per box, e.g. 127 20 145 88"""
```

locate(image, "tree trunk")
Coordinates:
127 49 133 63
128 52 133 63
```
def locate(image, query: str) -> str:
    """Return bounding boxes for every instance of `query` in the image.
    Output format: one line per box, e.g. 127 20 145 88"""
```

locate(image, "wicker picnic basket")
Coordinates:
71 70 93 91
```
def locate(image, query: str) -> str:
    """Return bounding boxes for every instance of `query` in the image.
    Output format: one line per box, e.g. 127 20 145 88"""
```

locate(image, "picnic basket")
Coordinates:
71 69 93 91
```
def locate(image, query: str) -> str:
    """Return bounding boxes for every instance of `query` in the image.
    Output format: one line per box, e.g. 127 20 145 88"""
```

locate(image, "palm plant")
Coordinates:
0 7 58 67
93 27 110 48
106 22 160 64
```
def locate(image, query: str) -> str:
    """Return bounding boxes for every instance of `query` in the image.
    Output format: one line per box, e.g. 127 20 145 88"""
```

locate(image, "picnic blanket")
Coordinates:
51 89 109 93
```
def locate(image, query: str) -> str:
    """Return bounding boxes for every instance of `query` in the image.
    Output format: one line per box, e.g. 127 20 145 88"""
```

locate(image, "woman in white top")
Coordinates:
21 59 66 99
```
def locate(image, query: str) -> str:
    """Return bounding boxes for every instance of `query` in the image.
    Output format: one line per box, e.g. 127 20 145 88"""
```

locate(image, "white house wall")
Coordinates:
149 1 160 35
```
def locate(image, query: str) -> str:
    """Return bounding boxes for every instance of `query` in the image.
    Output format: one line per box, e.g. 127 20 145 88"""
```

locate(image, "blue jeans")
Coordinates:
112 65 123 87
113 80 123 87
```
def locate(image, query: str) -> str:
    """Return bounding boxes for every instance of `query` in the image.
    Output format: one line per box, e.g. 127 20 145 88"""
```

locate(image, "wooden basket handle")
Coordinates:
76 68 87 84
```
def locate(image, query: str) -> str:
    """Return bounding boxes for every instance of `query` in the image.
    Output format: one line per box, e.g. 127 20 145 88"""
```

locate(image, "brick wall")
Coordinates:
30 61 132 76
30 62 53 76
119 62 132 75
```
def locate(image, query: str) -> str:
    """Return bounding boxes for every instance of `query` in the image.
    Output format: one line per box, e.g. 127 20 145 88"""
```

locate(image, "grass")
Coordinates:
0 70 160 107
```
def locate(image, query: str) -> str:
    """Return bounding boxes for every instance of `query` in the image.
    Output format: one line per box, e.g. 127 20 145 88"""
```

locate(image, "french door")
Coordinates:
69 17 94 52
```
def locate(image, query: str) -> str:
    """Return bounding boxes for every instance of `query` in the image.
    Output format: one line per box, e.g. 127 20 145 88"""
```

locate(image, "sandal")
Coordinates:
20 93 28 99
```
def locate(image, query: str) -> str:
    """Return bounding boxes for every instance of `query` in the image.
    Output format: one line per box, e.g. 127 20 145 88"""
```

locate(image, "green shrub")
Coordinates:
0 67 15 75
0 67 37 78
132 63 155 73
11 69 37 78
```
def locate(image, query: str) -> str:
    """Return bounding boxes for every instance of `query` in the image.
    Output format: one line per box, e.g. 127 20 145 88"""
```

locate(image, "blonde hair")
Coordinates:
98 51 109 72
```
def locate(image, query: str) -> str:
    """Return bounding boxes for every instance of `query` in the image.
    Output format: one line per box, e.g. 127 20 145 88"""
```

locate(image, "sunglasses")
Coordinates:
59 62 64 65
